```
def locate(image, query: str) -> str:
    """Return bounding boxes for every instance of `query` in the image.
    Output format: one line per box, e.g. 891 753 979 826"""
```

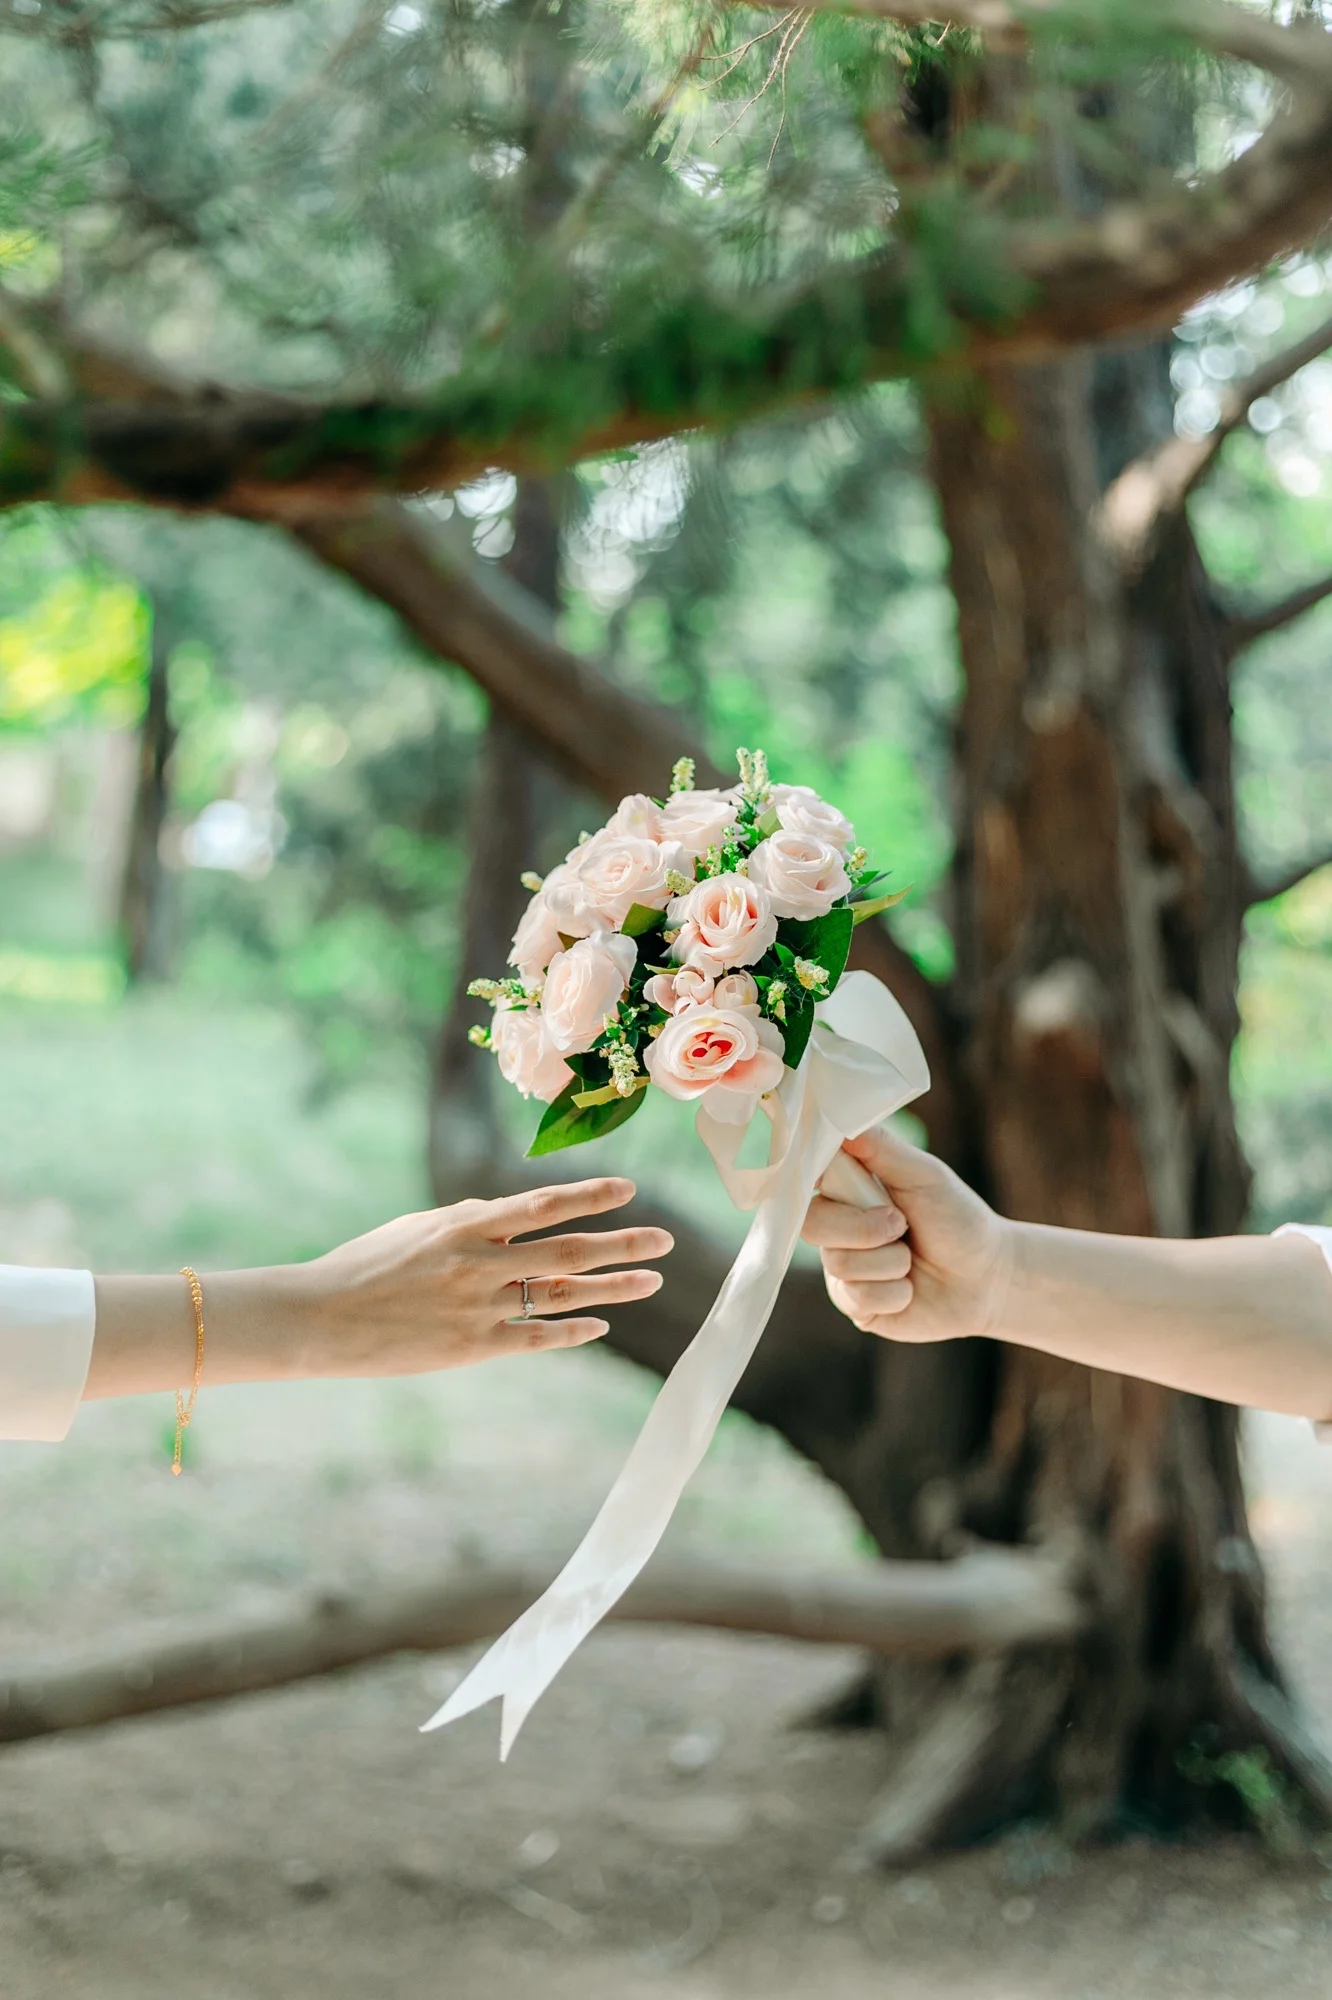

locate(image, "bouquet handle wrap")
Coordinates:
423 969 929 1756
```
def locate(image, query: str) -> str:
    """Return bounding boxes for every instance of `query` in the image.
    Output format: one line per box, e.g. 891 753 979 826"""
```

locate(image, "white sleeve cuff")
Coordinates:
1274 1226 1332 1440
0 1265 96 1443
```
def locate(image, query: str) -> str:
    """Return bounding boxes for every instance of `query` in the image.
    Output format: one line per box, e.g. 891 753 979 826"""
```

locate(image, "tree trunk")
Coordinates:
824 350 1296 1859
117 600 176 982
429 479 564 1202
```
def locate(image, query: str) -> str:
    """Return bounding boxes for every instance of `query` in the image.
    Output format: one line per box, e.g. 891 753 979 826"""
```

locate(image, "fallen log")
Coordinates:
0 1545 1085 1745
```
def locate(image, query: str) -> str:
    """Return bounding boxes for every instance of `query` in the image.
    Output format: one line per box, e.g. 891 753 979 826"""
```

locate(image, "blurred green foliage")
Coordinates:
0 1 1329 1225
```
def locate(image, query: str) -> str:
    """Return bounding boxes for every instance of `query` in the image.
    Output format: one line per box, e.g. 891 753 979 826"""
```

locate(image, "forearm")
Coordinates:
999 1224 1332 1419
86 1268 313 1400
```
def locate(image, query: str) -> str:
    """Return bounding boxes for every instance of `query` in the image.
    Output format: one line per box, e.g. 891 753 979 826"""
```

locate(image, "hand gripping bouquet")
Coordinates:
427 750 930 1757
467 750 909 1152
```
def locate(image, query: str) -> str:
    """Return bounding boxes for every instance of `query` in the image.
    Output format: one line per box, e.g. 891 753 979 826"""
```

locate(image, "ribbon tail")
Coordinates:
422 1078 829 1755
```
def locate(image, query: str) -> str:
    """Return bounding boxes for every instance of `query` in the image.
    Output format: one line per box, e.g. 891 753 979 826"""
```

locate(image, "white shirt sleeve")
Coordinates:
0 1265 96 1442
1274 1225 1332 1440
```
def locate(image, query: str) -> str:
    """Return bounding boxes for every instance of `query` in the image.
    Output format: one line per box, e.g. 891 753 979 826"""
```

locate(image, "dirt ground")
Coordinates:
5 1245 1332 1998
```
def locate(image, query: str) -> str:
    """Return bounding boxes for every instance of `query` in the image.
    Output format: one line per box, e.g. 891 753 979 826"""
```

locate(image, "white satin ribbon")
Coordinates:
422 969 930 1756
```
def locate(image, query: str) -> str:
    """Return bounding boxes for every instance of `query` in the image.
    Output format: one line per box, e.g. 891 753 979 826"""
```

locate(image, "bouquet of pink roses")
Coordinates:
429 749 927 1757
467 749 905 1154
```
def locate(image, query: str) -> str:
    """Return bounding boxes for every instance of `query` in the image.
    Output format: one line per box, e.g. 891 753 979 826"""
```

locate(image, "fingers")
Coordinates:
489 1315 612 1358
802 1197 907 1252
509 1268 665 1318
826 1273 914 1329
844 1123 943 1192
487 1177 637 1241
822 1240 912 1284
502 1224 674 1280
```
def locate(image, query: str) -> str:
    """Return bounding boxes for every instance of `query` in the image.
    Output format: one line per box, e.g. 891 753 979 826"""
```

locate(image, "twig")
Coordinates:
1243 846 1332 909
1099 314 1332 576
1226 571 1332 655
709 8 810 150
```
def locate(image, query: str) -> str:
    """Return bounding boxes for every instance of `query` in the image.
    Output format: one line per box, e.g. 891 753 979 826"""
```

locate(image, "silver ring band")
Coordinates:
520 1276 536 1320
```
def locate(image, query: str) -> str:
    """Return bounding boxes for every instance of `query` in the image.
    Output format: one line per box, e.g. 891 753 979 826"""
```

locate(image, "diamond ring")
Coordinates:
520 1276 536 1319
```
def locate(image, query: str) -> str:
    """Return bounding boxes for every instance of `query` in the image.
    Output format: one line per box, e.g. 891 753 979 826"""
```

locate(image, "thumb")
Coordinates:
844 1122 945 1197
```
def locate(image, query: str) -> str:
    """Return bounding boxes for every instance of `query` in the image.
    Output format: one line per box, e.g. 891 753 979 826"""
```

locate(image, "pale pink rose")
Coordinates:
605 792 666 841
770 783 856 853
490 1004 574 1103
667 872 777 975
541 931 638 1055
571 831 692 929
644 965 715 1015
539 858 603 947
747 831 849 920
644 1004 786 1121
712 970 760 1012
660 787 740 861
508 888 569 984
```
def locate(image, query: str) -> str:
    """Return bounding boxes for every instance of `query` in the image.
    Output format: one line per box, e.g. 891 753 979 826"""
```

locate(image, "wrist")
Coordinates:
984 1216 1026 1343
260 1263 331 1382
199 1264 324 1385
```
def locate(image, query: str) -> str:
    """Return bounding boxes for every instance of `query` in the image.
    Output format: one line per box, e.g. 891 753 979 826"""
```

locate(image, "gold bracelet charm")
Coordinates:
174 1266 206 1477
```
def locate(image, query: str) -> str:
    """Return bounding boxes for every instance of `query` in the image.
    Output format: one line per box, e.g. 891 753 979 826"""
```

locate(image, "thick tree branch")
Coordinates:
1226 570 1332 656
5 0 1332 523
1100 315 1332 575
0 1546 1085 1745
1243 848 1332 910
295 500 722 803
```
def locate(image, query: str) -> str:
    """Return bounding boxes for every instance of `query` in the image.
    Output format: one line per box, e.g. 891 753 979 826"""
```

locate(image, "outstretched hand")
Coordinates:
802 1125 1011 1344
302 1177 674 1376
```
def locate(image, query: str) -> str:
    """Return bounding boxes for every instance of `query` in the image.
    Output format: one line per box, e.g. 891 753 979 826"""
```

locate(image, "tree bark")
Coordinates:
117 598 176 982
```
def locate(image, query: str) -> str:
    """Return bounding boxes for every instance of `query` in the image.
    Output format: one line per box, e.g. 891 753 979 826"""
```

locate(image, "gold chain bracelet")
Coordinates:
173 1267 206 1477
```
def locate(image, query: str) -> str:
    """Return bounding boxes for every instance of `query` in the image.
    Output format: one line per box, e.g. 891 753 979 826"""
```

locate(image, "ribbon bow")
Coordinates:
423 969 930 1756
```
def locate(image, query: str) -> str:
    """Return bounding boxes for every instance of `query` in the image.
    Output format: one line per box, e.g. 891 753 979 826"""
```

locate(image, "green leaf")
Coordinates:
851 887 912 925
777 992 818 1072
622 903 664 938
526 1077 648 1157
779 906 855 990
753 805 780 839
